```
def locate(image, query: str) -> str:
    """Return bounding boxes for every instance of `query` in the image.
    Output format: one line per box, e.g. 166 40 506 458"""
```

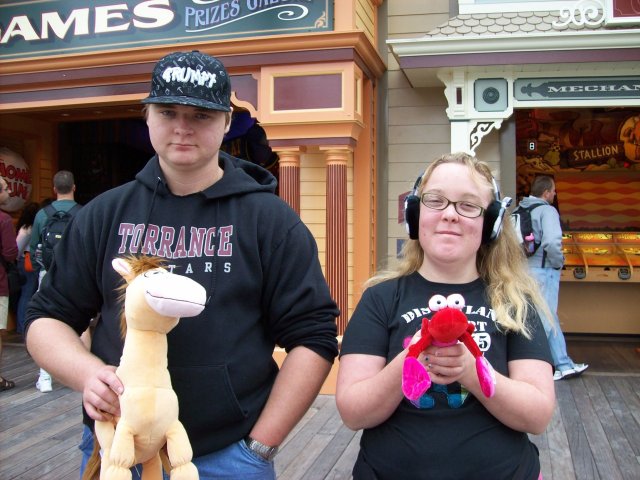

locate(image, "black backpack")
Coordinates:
509 204 543 257
39 203 81 270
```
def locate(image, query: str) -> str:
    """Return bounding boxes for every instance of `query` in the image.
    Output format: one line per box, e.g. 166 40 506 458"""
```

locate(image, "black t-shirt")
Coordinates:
340 273 552 480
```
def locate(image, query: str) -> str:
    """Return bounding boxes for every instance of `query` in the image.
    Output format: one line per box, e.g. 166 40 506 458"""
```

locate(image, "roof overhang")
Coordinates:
388 28 640 87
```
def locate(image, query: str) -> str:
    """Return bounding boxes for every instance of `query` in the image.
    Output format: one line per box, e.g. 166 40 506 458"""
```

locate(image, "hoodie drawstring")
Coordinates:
139 176 161 253
206 203 219 306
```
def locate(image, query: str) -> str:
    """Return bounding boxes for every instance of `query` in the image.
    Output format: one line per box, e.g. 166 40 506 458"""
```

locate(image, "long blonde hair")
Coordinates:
367 152 551 336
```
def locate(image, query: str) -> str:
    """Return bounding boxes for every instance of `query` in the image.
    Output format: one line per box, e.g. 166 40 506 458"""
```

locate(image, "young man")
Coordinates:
0 177 18 392
25 51 339 478
29 169 80 392
517 175 588 380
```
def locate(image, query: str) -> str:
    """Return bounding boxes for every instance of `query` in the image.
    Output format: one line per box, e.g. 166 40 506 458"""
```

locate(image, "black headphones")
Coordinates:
404 174 512 244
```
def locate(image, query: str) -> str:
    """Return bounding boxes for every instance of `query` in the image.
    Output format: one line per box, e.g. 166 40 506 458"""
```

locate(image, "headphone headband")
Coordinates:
404 171 510 244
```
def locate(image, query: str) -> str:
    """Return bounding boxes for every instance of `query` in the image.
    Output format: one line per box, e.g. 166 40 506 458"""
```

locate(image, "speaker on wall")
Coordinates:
474 78 508 113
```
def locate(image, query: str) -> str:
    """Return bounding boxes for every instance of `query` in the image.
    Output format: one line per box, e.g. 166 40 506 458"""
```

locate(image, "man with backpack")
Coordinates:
30 170 81 392
517 175 588 381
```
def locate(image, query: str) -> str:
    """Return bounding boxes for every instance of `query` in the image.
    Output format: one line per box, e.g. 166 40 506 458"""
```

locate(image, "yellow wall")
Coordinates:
335 0 380 45
356 0 377 45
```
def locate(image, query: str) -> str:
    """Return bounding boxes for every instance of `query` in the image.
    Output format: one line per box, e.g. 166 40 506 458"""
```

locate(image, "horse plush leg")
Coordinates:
94 420 116 480
104 420 135 480
140 454 163 480
165 421 199 479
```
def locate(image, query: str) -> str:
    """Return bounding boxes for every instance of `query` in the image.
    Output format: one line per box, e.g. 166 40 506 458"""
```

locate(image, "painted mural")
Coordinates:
515 108 640 231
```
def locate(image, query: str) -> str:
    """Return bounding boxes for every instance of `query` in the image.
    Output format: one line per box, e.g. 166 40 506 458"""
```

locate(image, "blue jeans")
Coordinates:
79 425 275 479
530 267 575 372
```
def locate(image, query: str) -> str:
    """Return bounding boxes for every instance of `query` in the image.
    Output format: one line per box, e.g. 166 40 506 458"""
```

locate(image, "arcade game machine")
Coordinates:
515 108 640 334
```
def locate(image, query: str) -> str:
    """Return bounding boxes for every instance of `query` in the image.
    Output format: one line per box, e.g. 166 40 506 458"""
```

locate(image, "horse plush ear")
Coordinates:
112 258 134 283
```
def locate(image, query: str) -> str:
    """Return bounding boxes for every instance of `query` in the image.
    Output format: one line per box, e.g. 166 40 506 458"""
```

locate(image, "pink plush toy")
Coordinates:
402 294 496 402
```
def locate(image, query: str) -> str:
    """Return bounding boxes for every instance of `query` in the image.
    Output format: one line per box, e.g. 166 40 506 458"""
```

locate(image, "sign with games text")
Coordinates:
0 0 333 61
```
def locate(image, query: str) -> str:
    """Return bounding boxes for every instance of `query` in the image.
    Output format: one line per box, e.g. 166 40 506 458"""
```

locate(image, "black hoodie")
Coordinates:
26 152 339 456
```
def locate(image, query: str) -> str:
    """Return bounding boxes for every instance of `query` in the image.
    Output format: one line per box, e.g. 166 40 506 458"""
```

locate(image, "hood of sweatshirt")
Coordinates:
518 196 548 209
135 150 277 200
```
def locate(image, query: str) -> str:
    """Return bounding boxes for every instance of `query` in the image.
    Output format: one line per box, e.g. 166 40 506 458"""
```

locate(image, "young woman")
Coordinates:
336 152 556 480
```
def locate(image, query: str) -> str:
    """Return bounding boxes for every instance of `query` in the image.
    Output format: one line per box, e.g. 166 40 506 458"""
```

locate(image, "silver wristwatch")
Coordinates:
244 436 278 461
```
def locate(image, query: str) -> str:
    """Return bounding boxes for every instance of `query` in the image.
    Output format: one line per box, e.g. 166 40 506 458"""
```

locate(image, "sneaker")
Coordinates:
554 364 589 381
36 373 52 393
563 363 589 379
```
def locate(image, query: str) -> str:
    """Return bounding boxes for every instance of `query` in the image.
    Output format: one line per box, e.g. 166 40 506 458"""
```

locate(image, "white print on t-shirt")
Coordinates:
401 303 495 325
400 303 495 352
401 307 431 323
472 332 491 351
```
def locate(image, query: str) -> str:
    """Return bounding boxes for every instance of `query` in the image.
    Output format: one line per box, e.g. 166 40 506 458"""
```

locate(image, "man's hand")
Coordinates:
82 365 123 421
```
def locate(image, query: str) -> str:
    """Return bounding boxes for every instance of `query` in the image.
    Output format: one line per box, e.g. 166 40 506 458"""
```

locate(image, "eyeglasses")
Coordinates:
420 193 485 218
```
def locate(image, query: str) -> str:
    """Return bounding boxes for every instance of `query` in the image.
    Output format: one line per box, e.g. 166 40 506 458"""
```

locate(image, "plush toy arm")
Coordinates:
407 319 431 358
402 356 431 401
460 331 496 398
403 319 433 401
476 356 496 398
460 329 481 358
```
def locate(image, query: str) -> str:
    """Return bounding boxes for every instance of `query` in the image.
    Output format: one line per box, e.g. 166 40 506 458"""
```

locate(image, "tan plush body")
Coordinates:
93 257 206 480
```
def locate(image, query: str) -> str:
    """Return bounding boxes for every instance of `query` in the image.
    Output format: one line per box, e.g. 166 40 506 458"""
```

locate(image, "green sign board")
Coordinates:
0 0 333 61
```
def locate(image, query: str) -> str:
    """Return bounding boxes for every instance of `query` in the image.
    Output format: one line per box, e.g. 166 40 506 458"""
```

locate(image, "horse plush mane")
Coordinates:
83 255 206 480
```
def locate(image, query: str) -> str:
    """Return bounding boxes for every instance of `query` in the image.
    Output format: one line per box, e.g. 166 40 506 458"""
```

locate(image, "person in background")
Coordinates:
25 50 338 479
336 153 555 480
30 171 78 280
517 175 588 381
15 201 40 337
221 110 279 194
29 171 80 393
0 177 18 392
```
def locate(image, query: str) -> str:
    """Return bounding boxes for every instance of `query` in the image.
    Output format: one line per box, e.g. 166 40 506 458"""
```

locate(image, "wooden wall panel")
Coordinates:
384 1 452 263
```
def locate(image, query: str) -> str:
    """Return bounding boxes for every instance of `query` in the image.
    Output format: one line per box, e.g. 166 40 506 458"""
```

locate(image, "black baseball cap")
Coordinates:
142 51 231 112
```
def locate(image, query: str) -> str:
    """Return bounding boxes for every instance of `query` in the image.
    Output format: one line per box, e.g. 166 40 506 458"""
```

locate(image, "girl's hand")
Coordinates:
422 343 474 386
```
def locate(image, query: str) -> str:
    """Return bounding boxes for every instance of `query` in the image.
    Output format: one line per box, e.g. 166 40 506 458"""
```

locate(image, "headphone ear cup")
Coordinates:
404 195 421 240
482 200 503 245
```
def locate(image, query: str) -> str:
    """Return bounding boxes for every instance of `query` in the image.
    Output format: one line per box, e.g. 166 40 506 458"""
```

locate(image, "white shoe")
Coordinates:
567 363 589 378
36 373 52 392
554 364 588 381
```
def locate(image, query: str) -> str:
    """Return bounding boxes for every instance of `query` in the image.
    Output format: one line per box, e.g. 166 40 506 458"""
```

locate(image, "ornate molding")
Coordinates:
469 121 502 153
553 0 606 28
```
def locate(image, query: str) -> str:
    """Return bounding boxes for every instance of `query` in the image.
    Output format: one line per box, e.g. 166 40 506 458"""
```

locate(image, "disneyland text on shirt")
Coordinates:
401 304 493 352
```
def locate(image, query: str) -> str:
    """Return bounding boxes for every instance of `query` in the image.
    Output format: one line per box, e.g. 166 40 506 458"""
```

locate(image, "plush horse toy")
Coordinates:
84 256 206 480
402 293 496 403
